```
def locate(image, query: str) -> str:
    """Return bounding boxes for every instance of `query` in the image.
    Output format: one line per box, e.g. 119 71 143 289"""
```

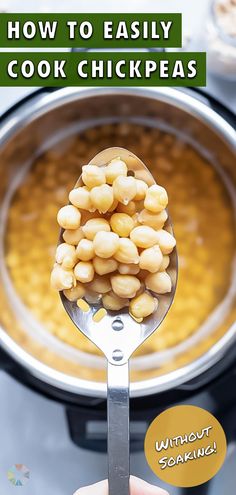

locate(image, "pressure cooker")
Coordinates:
0 88 235 471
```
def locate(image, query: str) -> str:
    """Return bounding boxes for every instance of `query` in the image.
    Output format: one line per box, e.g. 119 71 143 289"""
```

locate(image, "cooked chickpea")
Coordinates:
57 205 81 230
107 198 119 212
87 275 111 294
130 226 158 248
93 256 118 276
113 176 137 205
63 227 84 245
69 187 94 212
74 261 94 283
102 291 129 310
132 213 140 227
159 255 170 271
114 238 139 264
118 263 140 275
110 213 134 237
117 201 136 216
76 239 94 261
135 280 146 296
82 218 110 240
111 274 141 298
145 271 172 294
105 158 127 184
81 210 100 224
138 209 168 230
82 164 106 189
139 245 163 273
134 179 148 200
63 283 85 301
90 184 114 213
156 229 176 254
51 264 76 290
144 185 168 213
56 243 77 269
129 292 158 318
93 231 119 258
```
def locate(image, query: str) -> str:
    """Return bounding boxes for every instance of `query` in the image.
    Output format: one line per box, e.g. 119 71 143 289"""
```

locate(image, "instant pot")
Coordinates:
0 87 235 494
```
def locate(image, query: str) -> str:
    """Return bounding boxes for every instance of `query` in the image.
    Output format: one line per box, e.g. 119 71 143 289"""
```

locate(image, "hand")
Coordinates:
74 476 169 494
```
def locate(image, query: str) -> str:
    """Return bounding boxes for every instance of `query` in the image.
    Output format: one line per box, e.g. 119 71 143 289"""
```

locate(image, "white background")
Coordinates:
0 1 235 495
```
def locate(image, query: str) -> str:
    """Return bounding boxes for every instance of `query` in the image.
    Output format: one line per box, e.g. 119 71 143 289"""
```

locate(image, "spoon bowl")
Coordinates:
60 147 177 366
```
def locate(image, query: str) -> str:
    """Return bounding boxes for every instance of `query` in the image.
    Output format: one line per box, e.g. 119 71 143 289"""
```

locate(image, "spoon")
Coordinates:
59 147 178 495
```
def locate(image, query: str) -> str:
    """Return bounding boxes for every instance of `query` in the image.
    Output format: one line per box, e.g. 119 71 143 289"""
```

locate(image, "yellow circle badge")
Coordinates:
144 405 227 487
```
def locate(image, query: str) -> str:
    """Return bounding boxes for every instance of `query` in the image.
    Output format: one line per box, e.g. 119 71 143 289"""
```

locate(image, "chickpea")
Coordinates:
145 271 172 294
159 255 170 271
82 218 110 240
156 229 176 254
117 201 136 216
56 243 77 269
82 164 106 189
113 176 137 205
87 275 111 294
130 292 158 318
134 179 148 201
93 231 119 258
138 270 149 280
144 185 168 213
130 226 158 248
138 209 168 230
135 199 144 211
76 239 94 261
105 158 127 184
102 291 129 310
139 245 163 273
90 184 114 213
51 264 76 290
63 227 84 245
81 210 101 224
57 205 81 230
69 186 94 212
114 238 139 264
135 280 146 296
129 313 143 323
107 198 119 212
111 274 141 298
63 283 85 301
74 261 94 283
110 213 134 237
93 256 118 276
132 213 140 227
118 263 140 275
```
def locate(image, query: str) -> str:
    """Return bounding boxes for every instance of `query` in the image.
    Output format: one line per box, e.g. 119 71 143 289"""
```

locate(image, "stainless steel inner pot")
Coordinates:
0 87 235 398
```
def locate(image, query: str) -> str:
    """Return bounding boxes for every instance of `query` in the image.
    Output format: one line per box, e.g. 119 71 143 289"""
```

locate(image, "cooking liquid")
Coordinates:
4 123 236 364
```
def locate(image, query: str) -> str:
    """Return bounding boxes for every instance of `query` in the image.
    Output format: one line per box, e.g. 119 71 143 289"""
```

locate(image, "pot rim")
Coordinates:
0 86 235 398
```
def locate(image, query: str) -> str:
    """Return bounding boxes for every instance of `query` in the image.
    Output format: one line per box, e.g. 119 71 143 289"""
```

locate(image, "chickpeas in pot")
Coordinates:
7 122 234 354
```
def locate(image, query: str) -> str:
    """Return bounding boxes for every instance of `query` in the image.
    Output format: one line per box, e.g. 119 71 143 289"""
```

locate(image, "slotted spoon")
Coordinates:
59 147 178 495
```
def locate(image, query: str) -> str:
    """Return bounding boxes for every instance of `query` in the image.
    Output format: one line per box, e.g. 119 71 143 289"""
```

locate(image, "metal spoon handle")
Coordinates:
107 360 130 495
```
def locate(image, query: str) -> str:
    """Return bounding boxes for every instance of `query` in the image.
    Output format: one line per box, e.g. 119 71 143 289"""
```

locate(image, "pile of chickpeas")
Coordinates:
51 158 176 321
